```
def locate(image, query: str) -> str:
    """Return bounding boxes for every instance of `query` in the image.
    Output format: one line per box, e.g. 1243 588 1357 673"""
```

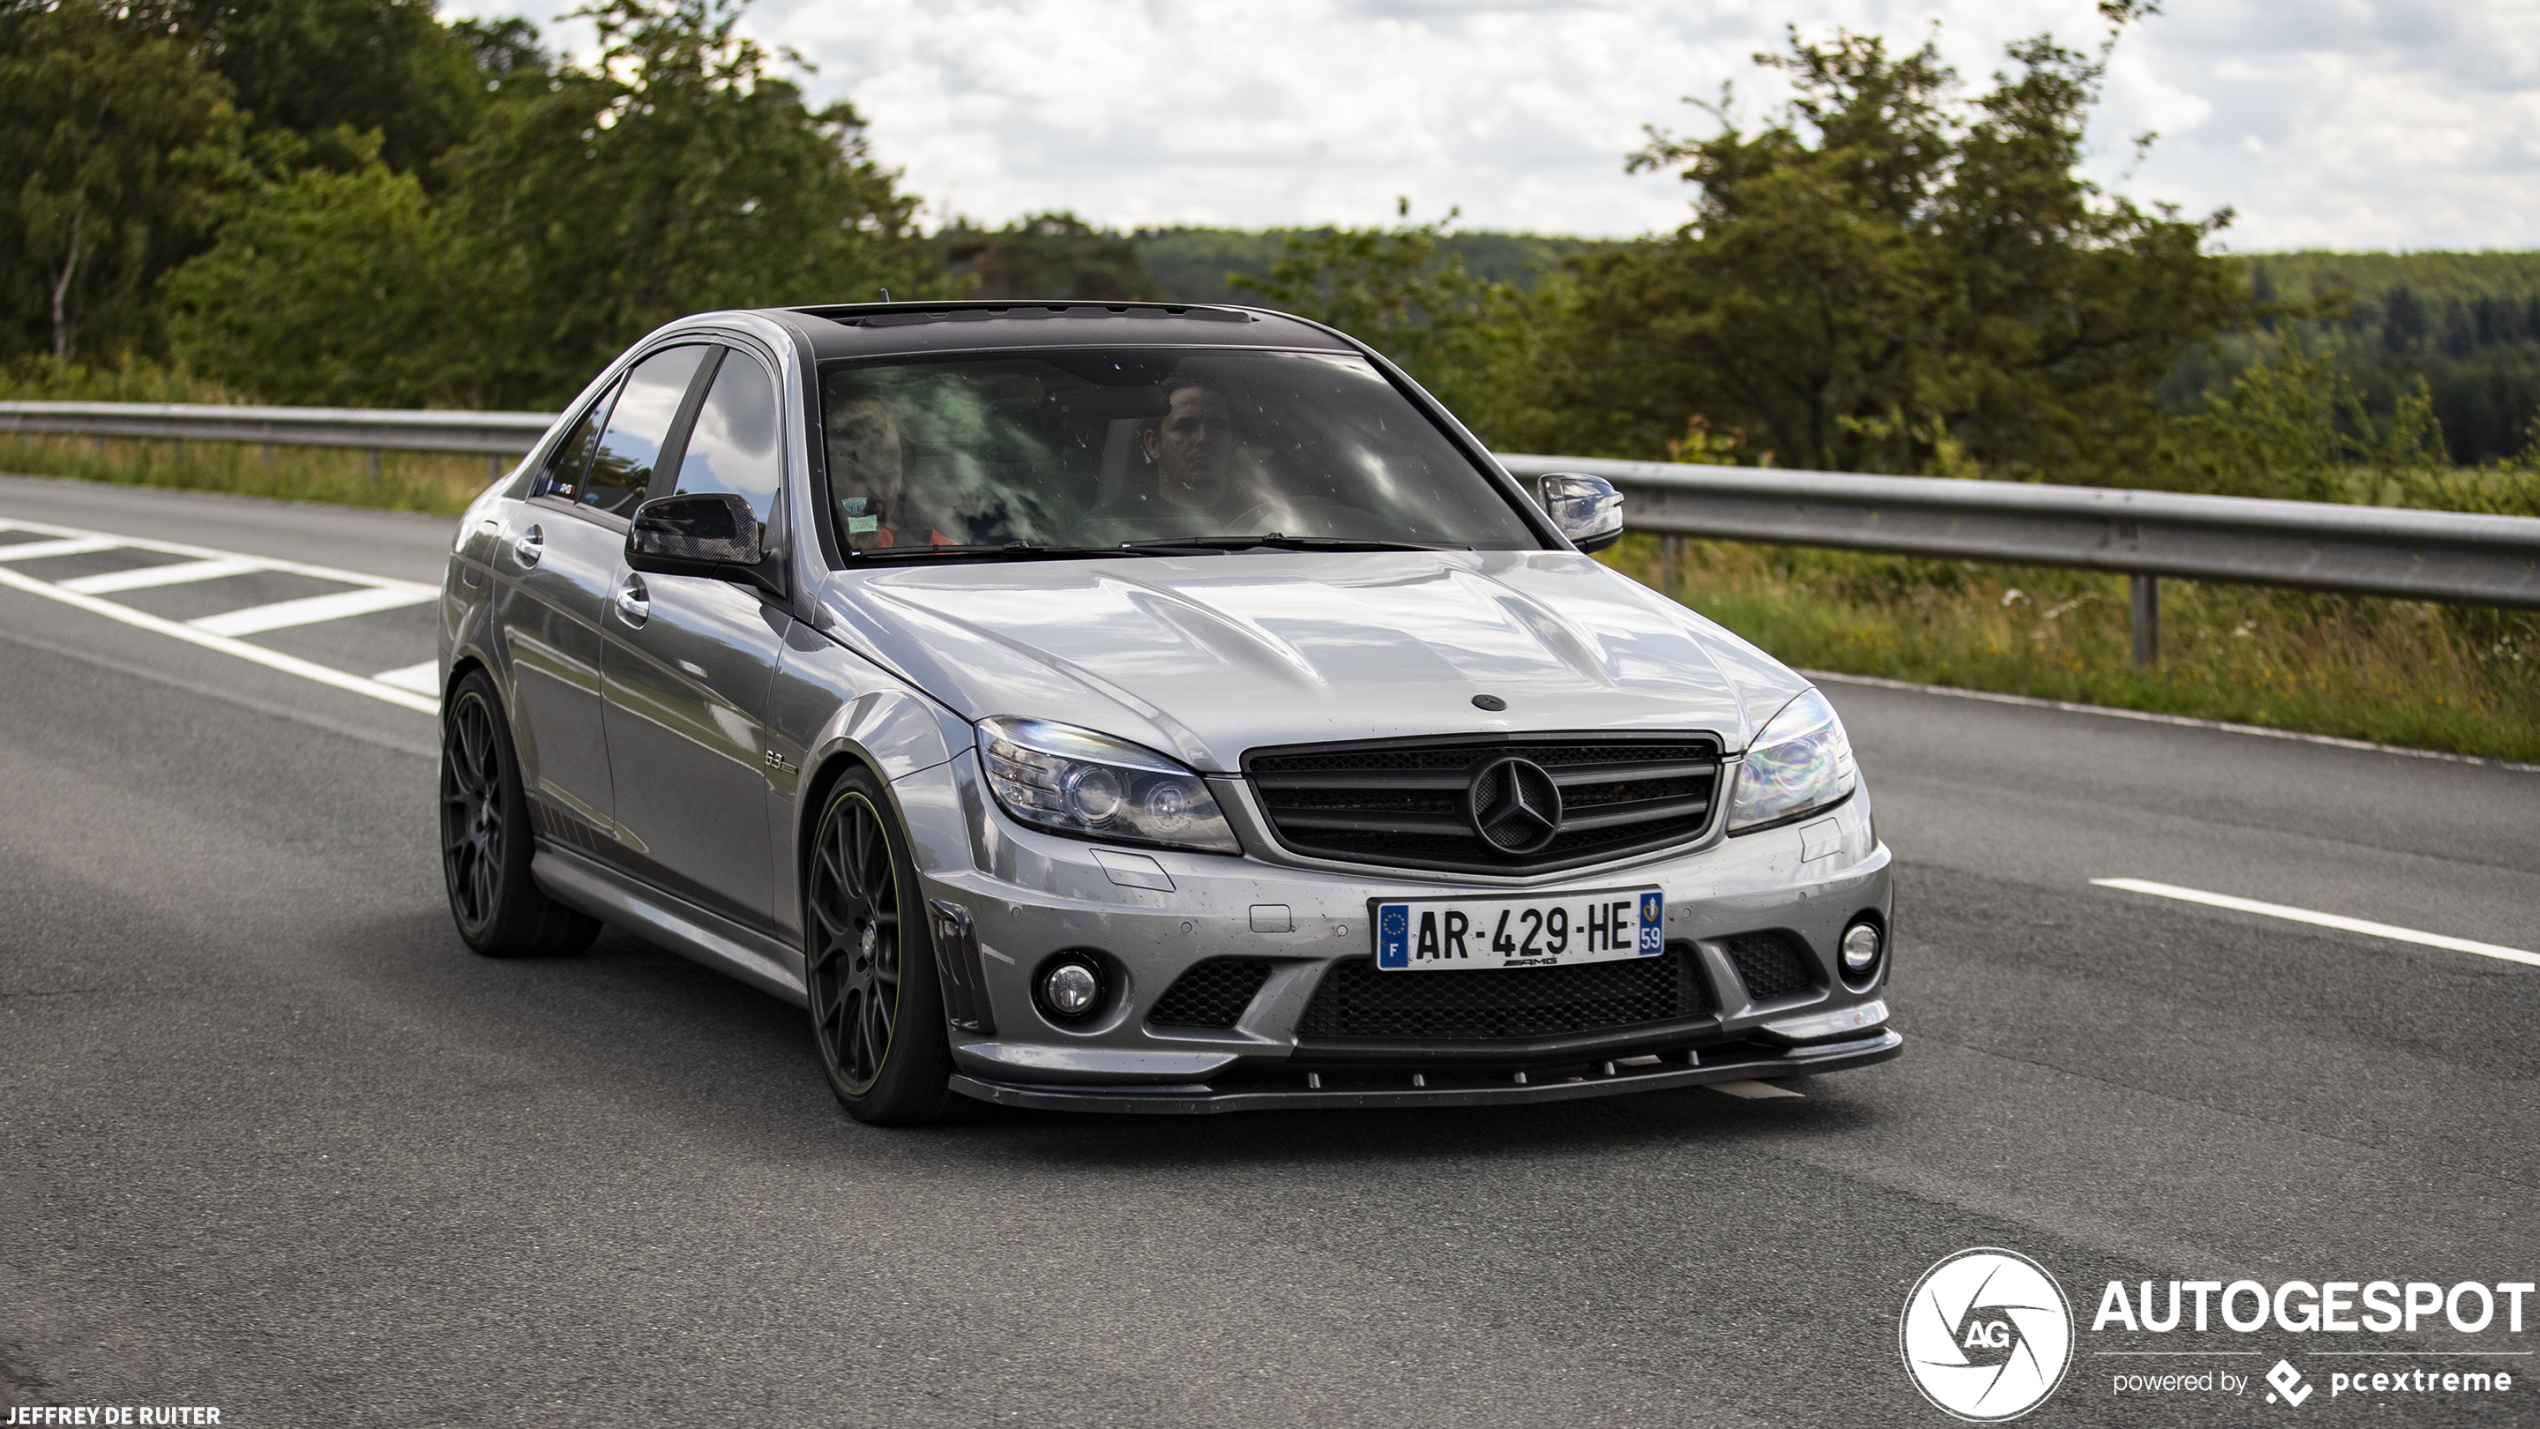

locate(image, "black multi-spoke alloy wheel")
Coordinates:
806 770 956 1124
440 670 600 958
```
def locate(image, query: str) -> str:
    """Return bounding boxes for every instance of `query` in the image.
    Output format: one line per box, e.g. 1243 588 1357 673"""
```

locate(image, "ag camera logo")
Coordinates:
1901 1248 2075 1421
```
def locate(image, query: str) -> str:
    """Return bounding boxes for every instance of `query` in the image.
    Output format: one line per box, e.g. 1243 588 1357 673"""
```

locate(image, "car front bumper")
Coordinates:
895 750 1899 1108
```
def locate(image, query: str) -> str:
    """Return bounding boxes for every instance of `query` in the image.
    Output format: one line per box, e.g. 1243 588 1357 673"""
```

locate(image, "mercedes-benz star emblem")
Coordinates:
1468 756 1563 855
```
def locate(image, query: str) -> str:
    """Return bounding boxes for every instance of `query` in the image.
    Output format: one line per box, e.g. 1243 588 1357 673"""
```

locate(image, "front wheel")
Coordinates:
440 669 600 958
805 770 958 1125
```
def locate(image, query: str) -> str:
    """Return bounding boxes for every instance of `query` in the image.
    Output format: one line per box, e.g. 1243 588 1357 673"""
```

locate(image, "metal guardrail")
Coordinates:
6 403 2534 663
0 400 553 455
1500 454 2540 663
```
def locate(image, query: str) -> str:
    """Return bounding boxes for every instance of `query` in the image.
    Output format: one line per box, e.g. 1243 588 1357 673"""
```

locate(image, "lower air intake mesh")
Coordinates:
1297 944 1713 1041
1721 931 1813 1001
1148 959 1275 1028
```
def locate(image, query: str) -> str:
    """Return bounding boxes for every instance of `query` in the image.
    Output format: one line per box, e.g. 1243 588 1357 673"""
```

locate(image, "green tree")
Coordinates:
1232 200 1535 435
1516 15 2243 479
165 142 476 405
435 0 941 404
937 212 1157 300
160 0 490 176
0 0 245 361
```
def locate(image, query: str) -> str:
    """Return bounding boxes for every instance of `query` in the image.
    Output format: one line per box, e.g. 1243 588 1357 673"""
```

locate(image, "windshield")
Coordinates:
816 348 1540 557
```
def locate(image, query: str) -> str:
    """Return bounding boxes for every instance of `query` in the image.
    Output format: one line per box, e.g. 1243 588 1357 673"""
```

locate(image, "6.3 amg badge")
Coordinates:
1901 1248 2075 1421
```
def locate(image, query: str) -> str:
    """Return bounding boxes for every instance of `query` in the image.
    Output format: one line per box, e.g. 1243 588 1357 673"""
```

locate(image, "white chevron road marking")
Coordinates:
0 516 442 715
0 535 126 562
371 661 443 696
188 585 437 636
57 557 261 594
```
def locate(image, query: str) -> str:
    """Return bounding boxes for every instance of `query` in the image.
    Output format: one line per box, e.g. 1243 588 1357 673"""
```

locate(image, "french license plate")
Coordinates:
1372 888 1664 971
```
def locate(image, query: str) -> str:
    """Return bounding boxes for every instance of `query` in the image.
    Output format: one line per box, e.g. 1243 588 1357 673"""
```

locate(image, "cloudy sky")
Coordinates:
450 0 2540 251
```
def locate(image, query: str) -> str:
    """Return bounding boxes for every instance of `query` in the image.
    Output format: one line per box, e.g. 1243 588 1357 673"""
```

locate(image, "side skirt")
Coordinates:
531 844 809 1007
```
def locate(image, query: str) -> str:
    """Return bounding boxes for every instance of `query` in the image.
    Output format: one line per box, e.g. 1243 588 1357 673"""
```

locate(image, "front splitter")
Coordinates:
947 1029 1903 1114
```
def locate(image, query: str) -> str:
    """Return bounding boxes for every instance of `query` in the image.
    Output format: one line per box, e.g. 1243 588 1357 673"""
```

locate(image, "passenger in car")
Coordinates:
827 398 953 549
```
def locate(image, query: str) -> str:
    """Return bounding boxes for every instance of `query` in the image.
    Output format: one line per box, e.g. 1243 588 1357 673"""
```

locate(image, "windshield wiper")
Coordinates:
848 542 1179 563
847 534 1468 563
1116 534 1469 554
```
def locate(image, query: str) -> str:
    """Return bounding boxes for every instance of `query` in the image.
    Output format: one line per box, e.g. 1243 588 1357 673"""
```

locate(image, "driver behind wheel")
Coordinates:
1095 379 1274 532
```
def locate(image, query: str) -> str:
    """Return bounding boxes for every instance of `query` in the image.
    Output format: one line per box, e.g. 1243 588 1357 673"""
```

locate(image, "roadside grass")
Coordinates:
1 431 497 516
1606 533 2540 763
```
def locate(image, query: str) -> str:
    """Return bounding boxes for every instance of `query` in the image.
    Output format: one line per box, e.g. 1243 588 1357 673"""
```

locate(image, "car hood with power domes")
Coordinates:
812 549 1809 772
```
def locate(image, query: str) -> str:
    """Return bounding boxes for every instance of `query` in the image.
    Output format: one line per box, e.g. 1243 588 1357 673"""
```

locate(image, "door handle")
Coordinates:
510 524 545 568
613 574 649 628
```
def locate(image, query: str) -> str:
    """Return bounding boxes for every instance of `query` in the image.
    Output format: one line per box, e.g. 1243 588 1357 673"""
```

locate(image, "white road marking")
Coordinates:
2091 878 2540 968
0 516 441 716
0 517 437 595
1710 1080 1803 1099
0 536 126 562
57 558 260 594
0 564 440 714
189 585 437 636
371 661 442 696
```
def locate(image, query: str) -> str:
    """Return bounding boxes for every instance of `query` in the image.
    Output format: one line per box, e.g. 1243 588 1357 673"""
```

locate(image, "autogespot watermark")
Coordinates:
1903 1250 2531 1418
2094 1277 2529 1409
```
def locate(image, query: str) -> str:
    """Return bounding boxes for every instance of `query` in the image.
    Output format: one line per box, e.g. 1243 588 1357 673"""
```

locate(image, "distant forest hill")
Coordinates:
1111 232 2540 466
1133 228 1617 303
2162 251 2540 465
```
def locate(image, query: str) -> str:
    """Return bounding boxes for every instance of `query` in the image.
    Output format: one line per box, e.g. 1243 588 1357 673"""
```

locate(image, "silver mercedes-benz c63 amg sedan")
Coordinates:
435 300 1899 1122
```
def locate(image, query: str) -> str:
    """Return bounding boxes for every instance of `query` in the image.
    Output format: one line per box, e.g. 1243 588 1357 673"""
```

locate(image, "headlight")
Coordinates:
976 718 1242 854
1727 689 1857 833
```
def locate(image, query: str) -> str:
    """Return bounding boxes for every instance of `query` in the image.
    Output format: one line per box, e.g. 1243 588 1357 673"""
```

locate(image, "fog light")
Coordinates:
1039 958 1101 1020
1841 922 1882 974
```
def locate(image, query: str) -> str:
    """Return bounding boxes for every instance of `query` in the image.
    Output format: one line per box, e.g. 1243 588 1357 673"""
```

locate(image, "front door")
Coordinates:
496 343 711 846
601 345 794 927
495 389 623 835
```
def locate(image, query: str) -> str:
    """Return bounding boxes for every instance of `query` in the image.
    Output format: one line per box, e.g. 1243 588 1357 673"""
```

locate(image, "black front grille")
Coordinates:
1722 931 1814 1001
1297 943 1714 1041
1148 959 1275 1028
1245 733 1722 874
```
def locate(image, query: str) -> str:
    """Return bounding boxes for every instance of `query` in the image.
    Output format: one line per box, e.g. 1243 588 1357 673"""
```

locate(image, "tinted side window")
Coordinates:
670 349 782 529
582 345 709 516
533 385 617 503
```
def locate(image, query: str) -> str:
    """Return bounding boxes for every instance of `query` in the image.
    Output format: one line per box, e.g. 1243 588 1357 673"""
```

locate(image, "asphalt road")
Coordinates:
3 473 2535 1428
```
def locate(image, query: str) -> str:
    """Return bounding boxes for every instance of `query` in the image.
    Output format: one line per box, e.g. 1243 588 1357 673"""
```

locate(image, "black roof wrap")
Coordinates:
776 301 1351 361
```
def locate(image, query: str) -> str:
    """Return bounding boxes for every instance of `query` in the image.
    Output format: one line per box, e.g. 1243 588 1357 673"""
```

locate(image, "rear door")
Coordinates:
493 344 710 844
600 344 795 927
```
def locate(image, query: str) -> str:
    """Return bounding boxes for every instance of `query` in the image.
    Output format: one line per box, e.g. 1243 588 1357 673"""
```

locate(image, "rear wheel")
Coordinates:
440 669 600 958
805 770 957 1125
